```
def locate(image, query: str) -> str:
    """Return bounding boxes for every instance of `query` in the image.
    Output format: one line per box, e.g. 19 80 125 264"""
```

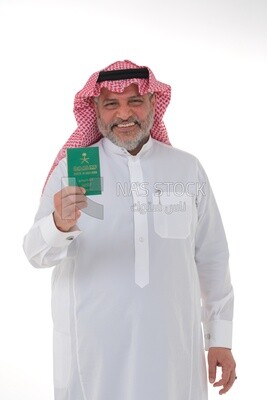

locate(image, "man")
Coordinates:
23 60 236 400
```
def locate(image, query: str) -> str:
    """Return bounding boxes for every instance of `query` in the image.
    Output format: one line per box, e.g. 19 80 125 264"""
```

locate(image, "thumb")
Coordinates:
208 353 217 384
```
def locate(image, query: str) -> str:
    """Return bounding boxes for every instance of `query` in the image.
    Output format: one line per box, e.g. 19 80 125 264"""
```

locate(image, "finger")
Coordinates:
75 197 88 210
61 201 87 219
54 187 86 210
219 370 236 395
60 204 77 220
213 366 231 388
208 356 217 384
63 193 88 207
213 369 235 392
61 186 86 198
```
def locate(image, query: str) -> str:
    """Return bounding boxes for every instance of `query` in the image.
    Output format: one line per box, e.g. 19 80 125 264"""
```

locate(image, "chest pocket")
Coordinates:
152 190 192 239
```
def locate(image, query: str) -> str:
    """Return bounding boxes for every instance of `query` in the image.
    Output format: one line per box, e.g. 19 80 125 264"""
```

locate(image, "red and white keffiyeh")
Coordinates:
43 60 172 190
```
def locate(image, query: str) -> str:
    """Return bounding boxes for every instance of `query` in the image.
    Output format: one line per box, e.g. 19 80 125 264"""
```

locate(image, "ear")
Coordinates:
150 93 157 111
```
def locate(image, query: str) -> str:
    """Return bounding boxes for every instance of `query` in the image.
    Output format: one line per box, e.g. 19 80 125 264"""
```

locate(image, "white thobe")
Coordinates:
23 136 234 400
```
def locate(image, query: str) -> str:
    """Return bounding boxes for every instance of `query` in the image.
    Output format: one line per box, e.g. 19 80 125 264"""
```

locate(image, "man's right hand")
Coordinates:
53 186 87 232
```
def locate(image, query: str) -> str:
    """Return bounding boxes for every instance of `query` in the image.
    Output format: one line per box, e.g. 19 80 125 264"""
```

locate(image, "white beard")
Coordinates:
96 110 154 151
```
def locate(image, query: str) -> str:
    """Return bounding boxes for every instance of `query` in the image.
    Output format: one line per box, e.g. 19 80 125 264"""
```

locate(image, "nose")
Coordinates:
116 104 133 120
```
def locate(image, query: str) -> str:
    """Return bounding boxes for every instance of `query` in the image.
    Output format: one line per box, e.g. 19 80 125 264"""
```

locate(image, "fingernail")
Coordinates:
209 378 215 383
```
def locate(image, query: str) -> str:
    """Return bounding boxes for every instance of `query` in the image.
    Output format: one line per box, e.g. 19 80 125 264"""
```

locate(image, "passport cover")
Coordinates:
67 147 101 195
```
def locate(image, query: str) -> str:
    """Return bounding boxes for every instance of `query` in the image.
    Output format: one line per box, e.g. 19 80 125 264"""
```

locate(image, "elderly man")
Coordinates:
23 60 236 400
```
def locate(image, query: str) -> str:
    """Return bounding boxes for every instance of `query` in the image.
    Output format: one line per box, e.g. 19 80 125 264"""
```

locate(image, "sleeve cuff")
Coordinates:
203 320 233 350
39 213 81 247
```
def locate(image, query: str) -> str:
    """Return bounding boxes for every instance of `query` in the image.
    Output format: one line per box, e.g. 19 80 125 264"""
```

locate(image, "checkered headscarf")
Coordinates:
43 60 172 190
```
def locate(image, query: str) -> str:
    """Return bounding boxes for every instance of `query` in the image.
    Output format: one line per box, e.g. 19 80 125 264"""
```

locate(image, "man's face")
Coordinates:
93 83 156 152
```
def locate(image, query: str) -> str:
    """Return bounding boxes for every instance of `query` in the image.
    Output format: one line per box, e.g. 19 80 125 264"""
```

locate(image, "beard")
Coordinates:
96 110 154 151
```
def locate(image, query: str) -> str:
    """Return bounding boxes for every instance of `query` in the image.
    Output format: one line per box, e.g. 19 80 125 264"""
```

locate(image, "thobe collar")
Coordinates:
102 135 154 159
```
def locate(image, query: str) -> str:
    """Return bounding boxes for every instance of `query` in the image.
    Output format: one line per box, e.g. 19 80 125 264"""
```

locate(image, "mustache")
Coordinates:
110 117 141 130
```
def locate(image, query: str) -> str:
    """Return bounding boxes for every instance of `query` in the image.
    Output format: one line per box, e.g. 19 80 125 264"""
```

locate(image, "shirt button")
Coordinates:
66 236 74 241
139 237 144 242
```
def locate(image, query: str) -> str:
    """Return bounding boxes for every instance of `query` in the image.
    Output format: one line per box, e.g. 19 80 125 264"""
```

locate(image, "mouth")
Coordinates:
111 120 141 131
117 122 136 128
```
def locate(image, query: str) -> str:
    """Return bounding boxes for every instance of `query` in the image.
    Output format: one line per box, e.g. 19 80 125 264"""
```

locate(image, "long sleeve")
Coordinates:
194 159 234 350
23 159 81 268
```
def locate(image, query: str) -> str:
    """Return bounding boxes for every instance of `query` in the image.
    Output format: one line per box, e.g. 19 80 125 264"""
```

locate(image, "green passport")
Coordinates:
67 147 102 195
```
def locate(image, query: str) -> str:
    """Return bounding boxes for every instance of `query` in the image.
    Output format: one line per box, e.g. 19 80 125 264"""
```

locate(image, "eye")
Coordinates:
129 98 143 105
103 101 118 109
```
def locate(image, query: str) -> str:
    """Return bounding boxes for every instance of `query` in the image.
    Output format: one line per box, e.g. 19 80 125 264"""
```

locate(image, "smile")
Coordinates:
117 122 136 128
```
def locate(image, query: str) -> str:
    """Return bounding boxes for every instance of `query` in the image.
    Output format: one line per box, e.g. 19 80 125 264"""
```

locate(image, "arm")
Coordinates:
194 159 236 394
23 159 87 268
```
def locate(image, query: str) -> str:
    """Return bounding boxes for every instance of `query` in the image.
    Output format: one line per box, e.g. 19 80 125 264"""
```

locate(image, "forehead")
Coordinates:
99 83 141 99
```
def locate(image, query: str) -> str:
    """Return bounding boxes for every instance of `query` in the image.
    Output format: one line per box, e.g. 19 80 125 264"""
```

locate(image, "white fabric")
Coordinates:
23 136 234 400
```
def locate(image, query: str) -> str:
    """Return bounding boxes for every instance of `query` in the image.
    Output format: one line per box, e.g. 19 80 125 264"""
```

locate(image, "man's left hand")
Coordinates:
208 347 236 395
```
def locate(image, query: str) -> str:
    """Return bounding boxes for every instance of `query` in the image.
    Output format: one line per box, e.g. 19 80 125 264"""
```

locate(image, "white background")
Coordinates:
0 0 266 398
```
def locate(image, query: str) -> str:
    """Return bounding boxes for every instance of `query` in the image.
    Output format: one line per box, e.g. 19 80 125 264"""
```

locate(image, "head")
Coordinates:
43 60 171 191
93 83 156 154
